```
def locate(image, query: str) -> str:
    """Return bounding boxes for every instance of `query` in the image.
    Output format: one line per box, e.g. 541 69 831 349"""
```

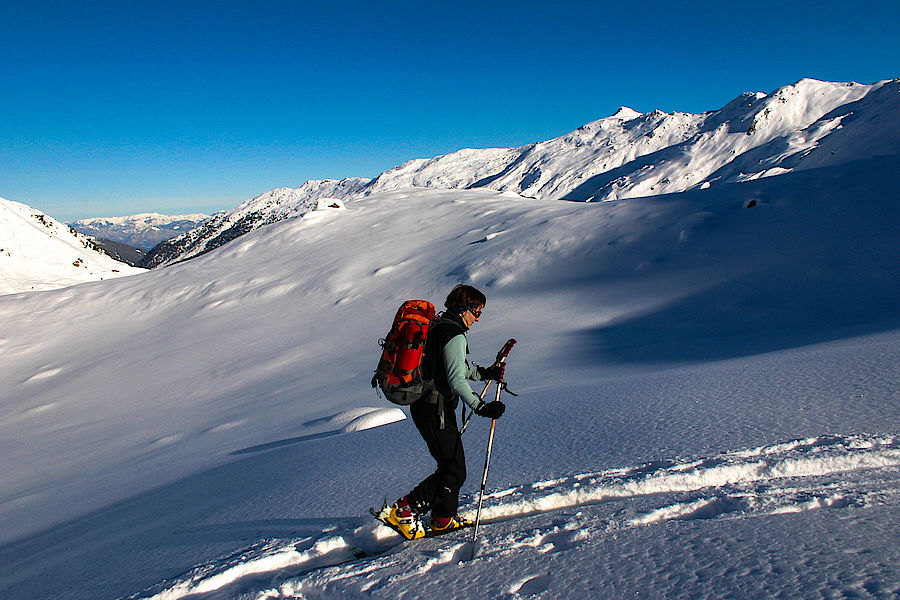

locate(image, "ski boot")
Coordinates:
430 514 471 533
386 496 425 540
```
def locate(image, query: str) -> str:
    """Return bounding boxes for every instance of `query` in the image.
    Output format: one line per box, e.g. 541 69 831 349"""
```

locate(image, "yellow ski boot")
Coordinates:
385 497 425 540
430 515 471 534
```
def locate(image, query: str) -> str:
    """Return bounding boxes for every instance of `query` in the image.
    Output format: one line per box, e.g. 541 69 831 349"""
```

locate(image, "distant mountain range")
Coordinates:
141 77 900 267
69 213 210 249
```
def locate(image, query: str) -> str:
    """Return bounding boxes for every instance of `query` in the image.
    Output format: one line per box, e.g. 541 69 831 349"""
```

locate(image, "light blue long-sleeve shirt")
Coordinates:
442 333 485 410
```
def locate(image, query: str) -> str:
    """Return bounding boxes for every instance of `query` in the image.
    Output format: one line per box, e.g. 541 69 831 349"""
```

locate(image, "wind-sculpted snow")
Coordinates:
302 407 406 435
128 434 899 600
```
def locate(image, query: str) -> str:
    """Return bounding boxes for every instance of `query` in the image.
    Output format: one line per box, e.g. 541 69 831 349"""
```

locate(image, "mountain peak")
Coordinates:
612 106 642 120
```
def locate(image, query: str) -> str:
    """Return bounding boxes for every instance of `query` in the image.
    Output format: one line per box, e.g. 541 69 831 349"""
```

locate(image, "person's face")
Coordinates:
462 304 483 328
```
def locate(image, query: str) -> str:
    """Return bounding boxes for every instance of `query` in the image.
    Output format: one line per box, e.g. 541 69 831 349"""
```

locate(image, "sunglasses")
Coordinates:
466 306 483 318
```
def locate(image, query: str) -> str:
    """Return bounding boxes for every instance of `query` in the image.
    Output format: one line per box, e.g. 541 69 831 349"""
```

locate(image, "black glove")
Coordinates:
475 400 506 419
477 363 505 382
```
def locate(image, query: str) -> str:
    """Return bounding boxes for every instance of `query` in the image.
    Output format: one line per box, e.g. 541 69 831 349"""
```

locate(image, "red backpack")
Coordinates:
371 299 436 404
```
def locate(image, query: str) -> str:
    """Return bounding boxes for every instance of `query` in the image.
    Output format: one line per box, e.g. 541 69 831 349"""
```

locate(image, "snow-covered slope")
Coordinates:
142 179 369 267
148 77 900 267
0 197 145 295
0 153 897 599
70 212 210 250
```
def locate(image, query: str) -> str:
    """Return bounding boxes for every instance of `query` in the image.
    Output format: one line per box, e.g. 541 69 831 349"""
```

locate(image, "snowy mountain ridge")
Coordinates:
147 77 900 267
364 78 897 201
70 212 210 250
141 178 369 267
0 197 146 295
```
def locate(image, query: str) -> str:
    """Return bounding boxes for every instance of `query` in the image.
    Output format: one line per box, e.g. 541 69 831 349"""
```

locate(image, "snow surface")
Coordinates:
0 198 145 295
0 150 897 598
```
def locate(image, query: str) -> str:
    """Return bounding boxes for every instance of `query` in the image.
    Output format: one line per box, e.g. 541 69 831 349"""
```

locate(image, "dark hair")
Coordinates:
444 284 486 311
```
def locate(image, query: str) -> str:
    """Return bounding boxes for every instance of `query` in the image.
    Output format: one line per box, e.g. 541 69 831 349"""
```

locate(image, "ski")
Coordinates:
369 505 473 540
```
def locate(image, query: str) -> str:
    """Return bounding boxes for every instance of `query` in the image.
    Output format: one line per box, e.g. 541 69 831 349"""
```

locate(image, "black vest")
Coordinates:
422 312 468 410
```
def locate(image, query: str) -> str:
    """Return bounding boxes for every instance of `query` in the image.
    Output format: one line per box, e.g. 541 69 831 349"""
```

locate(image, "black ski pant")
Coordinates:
407 399 466 519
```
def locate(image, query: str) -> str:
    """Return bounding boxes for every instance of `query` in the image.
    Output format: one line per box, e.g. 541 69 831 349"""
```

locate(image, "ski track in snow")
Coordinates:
127 433 900 600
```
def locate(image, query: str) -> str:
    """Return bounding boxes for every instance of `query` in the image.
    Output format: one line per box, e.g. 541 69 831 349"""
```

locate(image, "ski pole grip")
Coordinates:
493 338 516 383
496 338 517 362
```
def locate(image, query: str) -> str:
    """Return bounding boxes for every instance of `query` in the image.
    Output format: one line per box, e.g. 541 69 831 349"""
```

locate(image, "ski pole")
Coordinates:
461 380 493 434
470 380 502 560
469 338 516 560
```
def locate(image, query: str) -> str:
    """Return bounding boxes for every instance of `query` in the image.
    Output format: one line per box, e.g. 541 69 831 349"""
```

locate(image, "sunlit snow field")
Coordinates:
1 158 898 599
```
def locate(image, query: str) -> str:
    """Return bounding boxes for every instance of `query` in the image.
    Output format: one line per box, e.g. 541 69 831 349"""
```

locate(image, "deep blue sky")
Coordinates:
2 1 897 221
